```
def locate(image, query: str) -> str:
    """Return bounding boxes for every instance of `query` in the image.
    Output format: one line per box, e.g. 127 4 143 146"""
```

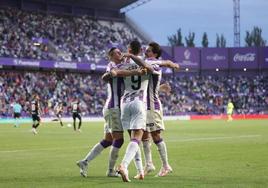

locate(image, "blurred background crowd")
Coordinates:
1 71 267 117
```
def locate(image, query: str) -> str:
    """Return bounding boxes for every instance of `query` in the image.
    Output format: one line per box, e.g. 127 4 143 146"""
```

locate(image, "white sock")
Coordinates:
134 147 143 174
83 143 105 163
142 140 152 166
156 141 169 167
108 146 119 171
122 141 139 169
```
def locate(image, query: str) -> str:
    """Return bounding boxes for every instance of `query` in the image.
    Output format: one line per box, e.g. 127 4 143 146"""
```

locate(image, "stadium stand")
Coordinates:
0 8 142 62
1 70 267 118
0 1 267 119
162 75 268 115
0 71 106 117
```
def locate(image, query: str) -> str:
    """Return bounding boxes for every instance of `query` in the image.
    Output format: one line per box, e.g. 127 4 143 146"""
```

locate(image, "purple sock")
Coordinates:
100 139 112 148
131 138 140 144
112 139 124 148
154 138 163 145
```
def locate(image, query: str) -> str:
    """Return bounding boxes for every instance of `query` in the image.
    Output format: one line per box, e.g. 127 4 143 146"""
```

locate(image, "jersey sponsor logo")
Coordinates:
122 90 144 103
124 64 139 71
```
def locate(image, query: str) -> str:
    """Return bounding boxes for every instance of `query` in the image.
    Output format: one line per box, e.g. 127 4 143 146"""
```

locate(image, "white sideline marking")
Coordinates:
168 135 261 142
0 146 88 153
0 135 261 153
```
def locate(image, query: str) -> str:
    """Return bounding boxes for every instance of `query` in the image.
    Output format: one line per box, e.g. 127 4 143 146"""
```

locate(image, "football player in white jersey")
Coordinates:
77 48 124 177
141 42 179 177
111 41 157 182
54 101 64 127
102 48 147 177
76 47 147 178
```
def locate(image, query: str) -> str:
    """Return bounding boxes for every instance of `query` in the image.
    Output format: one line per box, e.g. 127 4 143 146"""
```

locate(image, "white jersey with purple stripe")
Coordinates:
104 61 124 109
146 59 163 111
120 59 150 104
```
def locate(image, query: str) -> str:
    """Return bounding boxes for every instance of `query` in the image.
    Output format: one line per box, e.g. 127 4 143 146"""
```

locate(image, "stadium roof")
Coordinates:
44 0 138 10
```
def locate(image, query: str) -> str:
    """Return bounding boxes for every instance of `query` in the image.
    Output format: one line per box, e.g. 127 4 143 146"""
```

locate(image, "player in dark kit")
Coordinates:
31 95 41 134
71 100 82 132
54 101 64 127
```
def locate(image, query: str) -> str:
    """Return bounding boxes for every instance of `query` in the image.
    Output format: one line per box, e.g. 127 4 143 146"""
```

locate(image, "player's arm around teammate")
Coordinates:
159 60 180 71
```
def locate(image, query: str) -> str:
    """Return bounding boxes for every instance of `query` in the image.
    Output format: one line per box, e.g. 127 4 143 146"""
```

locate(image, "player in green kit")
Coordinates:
227 99 234 122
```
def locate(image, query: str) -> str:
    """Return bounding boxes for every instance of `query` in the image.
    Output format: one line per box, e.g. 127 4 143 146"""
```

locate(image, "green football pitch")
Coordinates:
0 120 267 188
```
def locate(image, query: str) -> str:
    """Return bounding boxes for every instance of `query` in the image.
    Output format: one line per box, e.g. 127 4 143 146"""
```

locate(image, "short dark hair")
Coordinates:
108 47 117 58
129 40 141 55
149 42 162 59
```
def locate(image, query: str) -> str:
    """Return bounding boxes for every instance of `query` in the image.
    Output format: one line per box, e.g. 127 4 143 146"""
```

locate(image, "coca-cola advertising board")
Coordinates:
174 47 200 69
201 48 228 69
230 48 258 69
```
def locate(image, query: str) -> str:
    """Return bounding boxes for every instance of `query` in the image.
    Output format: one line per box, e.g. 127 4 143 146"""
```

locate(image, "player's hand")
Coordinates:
144 64 154 73
160 83 171 95
167 60 179 71
121 53 132 58
102 72 112 82
136 67 147 75
110 69 117 77
119 53 131 63
173 63 180 71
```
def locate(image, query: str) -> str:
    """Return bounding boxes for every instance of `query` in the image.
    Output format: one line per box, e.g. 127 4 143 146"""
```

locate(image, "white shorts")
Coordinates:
121 99 146 131
146 109 165 132
103 108 123 132
103 123 111 134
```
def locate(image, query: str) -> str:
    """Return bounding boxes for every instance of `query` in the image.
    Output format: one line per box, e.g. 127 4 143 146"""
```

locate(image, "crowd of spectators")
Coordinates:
1 71 267 118
0 8 140 62
162 74 268 115
0 71 106 118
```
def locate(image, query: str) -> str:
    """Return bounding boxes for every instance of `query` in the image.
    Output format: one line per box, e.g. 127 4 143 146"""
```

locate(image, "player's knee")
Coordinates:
151 131 161 140
100 139 112 148
142 131 150 141
112 138 124 148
